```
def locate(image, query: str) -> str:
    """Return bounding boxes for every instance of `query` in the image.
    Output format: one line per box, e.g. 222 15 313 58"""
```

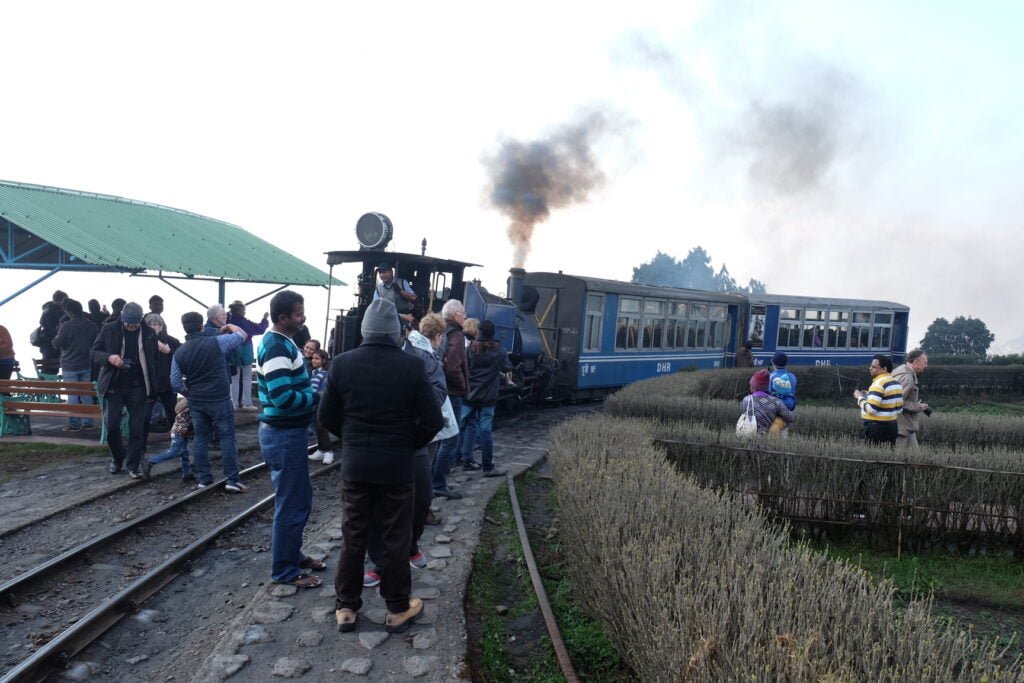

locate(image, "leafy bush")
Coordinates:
550 415 1022 681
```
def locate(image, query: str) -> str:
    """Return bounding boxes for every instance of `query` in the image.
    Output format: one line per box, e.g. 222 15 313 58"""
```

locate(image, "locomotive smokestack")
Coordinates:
508 267 525 307
483 110 619 268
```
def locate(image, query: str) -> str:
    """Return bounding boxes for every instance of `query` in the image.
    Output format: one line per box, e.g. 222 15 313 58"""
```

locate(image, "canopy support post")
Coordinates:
0 267 61 307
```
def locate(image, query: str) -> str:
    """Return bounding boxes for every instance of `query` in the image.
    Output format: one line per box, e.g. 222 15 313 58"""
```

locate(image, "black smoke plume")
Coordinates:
484 111 614 267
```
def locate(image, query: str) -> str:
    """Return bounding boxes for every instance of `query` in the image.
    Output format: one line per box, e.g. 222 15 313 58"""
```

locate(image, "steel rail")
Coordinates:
0 443 266 541
505 473 579 683
0 461 268 606
1 459 340 683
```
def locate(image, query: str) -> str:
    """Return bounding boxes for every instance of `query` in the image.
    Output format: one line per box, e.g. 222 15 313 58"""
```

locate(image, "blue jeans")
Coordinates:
63 368 94 428
148 434 192 475
432 396 463 491
259 423 313 583
460 404 496 471
189 398 239 486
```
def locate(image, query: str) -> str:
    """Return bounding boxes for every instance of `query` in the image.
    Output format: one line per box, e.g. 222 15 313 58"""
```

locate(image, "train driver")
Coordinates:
374 261 417 322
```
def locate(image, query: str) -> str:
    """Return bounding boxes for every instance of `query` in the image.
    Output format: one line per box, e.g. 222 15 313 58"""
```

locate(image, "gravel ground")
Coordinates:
28 403 597 682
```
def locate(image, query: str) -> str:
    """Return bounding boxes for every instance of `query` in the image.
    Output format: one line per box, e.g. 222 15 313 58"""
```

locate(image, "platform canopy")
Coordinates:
0 180 340 291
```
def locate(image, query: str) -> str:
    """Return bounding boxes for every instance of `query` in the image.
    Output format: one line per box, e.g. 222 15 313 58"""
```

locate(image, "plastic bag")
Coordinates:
736 400 758 438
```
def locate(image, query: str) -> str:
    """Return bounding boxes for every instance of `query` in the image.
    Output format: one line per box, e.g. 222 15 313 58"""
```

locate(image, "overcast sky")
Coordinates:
2 1 1022 354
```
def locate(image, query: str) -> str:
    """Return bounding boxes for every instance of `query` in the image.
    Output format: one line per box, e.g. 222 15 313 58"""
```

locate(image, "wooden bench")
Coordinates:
0 378 106 442
33 358 62 380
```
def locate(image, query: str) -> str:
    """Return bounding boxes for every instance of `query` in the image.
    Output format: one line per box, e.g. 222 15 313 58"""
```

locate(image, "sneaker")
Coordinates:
241 405 259 412
322 451 335 465
128 470 143 480
109 461 124 475
197 481 213 489
482 468 506 478
363 570 381 588
385 597 423 633
409 551 427 569
140 459 152 480
336 608 358 633
432 487 463 500
62 425 82 432
461 461 481 471
225 481 249 494
308 450 325 462
182 472 197 482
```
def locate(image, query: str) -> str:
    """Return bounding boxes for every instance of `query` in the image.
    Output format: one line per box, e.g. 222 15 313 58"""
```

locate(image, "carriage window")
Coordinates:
687 304 708 349
850 312 872 348
615 297 641 350
642 300 666 349
871 312 893 349
706 305 728 349
802 324 825 348
781 308 802 320
666 302 687 349
747 305 766 348
827 311 849 349
583 294 604 352
778 321 801 348
804 309 826 322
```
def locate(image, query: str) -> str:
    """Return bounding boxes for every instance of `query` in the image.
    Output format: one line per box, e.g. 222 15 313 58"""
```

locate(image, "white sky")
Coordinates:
2 1 1023 355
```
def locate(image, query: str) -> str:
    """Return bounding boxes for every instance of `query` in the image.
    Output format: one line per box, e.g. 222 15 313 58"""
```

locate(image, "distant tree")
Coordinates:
633 247 768 294
920 316 995 357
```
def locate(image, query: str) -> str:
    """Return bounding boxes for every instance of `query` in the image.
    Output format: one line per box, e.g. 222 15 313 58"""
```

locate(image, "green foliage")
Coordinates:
819 543 1024 608
549 415 1022 680
631 247 766 293
922 316 995 357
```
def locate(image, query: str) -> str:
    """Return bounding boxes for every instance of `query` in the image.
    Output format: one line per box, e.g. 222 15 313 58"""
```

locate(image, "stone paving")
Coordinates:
189 428 555 682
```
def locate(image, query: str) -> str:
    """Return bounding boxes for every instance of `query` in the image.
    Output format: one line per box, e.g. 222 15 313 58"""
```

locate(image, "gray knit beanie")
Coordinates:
361 299 401 343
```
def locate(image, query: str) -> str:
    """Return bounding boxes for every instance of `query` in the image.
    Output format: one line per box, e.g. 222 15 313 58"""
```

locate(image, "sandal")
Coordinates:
299 557 327 571
277 572 322 589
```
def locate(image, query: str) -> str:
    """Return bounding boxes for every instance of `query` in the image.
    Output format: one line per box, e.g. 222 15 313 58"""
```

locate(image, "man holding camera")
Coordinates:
373 261 417 323
892 349 930 450
91 302 158 478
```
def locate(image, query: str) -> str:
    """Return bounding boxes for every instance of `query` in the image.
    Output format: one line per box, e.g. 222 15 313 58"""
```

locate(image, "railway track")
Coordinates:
0 447 335 683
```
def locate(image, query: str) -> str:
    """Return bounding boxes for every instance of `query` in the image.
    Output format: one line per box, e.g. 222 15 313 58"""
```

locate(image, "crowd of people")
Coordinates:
6 263 515 635
737 347 931 448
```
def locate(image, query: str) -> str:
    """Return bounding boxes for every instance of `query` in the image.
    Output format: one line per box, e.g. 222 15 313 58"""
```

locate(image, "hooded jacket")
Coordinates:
465 339 513 407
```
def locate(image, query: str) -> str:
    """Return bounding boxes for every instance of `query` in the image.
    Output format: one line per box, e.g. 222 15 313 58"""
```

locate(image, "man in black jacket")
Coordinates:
460 320 513 477
90 302 158 477
52 299 99 431
319 299 443 635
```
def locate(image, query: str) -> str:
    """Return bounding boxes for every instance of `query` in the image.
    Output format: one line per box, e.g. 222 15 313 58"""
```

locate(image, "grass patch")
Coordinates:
0 442 108 482
819 541 1024 607
466 467 632 682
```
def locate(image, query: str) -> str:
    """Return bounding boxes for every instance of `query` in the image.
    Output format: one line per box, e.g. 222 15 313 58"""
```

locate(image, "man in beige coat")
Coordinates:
892 349 930 449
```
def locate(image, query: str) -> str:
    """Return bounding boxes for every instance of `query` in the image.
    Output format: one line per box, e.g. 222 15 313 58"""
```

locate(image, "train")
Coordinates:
326 213 909 404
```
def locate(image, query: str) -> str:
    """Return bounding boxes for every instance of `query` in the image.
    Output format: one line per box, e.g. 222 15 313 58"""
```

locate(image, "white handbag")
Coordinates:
736 399 758 438
432 396 460 443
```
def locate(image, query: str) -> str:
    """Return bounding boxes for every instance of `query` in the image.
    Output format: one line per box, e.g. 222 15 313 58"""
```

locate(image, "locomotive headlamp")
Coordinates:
355 212 393 250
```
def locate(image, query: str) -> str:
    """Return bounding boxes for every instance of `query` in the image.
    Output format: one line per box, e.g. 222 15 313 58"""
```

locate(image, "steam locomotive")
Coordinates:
327 214 910 404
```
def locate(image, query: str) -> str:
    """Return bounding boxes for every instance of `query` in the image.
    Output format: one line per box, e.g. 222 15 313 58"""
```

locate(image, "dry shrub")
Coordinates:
607 388 1024 452
550 415 1023 681
615 366 1024 403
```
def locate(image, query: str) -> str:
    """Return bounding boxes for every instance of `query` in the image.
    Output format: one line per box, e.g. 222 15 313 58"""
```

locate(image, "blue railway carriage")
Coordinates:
520 272 745 400
742 294 910 367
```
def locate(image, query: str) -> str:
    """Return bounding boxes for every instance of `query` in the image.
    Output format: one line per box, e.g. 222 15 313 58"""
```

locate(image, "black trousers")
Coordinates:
104 385 148 472
862 420 898 446
368 447 435 568
335 480 415 614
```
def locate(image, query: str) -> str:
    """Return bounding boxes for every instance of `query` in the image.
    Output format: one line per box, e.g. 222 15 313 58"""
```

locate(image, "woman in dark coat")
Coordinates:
142 313 181 459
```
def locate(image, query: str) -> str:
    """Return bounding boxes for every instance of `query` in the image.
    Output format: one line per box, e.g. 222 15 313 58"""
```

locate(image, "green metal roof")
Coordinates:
0 180 341 286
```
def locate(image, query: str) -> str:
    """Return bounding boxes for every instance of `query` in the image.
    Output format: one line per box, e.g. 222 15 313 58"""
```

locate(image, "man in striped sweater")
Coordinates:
853 354 904 446
256 290 323 589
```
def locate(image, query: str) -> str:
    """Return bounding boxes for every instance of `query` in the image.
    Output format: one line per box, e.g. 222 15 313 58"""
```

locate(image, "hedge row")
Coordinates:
607 387 1024 453
630 366 1024 402
549 415 1022 681
652 421 1024 552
